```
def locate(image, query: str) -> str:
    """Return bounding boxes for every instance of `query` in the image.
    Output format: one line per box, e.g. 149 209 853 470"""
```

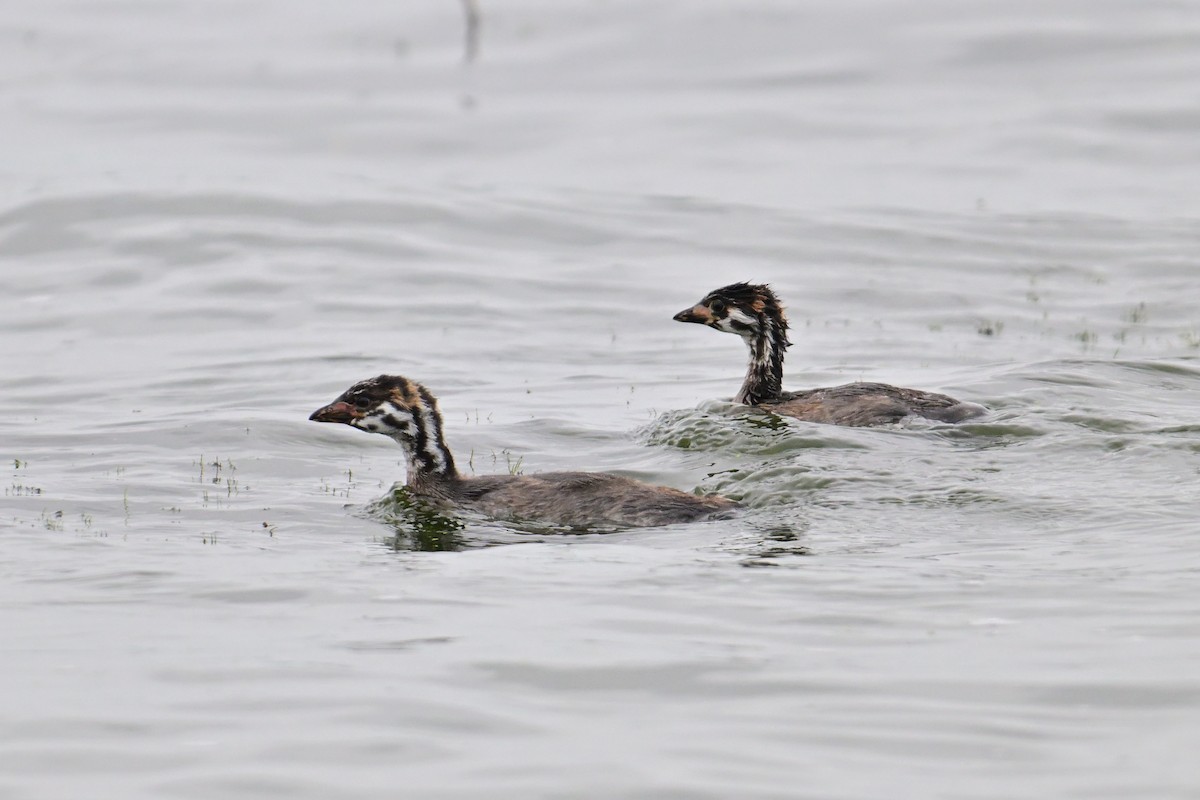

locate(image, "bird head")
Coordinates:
673 282 789 345
309 374 430 439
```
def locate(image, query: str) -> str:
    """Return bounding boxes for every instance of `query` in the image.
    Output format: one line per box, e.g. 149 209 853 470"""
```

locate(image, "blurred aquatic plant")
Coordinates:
460 0 481 63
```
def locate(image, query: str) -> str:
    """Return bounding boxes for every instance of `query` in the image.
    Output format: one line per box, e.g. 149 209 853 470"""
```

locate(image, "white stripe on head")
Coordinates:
728 308 756 326
714 306 759 338
360 402 415 435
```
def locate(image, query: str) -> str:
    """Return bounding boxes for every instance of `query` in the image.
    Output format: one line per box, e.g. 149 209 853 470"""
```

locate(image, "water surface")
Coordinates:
2 1 1199 798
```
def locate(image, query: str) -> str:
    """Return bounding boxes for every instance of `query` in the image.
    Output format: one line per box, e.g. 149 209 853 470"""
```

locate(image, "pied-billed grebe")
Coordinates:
673 283 985 427
310 375 736 528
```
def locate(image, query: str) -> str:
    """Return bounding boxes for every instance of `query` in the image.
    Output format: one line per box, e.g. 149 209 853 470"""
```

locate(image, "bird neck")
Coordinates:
390 405 458 489
736 323 788 405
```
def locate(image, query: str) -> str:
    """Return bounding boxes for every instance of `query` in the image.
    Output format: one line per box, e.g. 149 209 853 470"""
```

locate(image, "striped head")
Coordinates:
674 283 792 404
673 282 790 345
310 374 456 481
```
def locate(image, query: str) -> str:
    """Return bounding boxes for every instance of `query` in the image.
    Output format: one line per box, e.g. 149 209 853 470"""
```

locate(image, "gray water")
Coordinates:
3 1 1199 798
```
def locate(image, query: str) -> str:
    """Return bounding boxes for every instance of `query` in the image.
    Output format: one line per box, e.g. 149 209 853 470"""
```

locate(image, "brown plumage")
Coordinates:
674 283 985 427
310 375 736 528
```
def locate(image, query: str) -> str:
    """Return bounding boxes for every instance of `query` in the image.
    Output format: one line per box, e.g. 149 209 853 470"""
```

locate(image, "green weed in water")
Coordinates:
1123 302 1148 324
369 485 465 552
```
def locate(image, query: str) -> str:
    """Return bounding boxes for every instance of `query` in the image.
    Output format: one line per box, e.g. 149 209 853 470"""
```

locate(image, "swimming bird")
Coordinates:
310 375 736 528
673 283 984 427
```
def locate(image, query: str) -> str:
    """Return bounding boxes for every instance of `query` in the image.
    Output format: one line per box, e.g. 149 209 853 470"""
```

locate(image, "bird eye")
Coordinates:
710 298 726 314
352 396 371 410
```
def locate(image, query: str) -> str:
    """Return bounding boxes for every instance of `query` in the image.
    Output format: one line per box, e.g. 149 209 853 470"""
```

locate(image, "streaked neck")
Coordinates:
391 406 457 488
735 325 787 405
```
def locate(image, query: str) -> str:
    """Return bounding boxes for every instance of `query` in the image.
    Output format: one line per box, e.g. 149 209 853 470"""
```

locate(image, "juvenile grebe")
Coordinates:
673 283 984 427
310 375 736 528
